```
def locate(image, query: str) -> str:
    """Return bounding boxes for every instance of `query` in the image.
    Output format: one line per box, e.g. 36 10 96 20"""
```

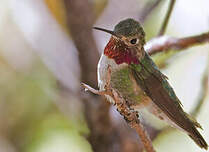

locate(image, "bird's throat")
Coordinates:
104 37 140 65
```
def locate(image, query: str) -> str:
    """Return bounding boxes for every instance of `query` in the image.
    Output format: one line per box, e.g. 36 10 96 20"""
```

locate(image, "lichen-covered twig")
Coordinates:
158 0 176 36
82 66 156 152
145 32 209 55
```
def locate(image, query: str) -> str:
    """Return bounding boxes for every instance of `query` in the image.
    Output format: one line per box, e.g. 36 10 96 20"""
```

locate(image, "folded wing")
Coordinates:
129 53 208 149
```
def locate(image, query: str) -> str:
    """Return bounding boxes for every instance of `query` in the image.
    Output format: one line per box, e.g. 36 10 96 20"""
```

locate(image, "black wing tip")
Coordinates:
189 131 208 150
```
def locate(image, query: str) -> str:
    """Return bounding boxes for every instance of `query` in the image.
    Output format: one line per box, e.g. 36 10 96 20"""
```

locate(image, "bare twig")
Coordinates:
158 0 176 36
191 58 209 117
139 0 163 23
132 122 155 152
145 32 209 55
82 66 156 152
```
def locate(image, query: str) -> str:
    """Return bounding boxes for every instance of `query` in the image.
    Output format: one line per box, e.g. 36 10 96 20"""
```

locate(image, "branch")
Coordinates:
191 58 209 117
145 32 209 55
158 0 176 36
139 0 163 23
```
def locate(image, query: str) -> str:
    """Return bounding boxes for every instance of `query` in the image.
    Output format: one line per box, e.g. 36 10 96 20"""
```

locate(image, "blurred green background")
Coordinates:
0 0 208 152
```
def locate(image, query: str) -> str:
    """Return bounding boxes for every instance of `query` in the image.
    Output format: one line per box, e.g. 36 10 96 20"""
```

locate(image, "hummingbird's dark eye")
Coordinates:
130 38 138 45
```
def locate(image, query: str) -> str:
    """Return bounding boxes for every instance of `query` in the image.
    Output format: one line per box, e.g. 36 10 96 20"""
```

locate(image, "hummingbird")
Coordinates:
95 18 208 149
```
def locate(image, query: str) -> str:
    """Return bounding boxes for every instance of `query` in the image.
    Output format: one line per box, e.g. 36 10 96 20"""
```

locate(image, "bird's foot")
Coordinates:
81 83 112 96
81 83 106 95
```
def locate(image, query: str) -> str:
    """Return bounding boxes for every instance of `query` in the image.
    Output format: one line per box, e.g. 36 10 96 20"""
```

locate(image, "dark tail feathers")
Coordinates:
189 127 208 150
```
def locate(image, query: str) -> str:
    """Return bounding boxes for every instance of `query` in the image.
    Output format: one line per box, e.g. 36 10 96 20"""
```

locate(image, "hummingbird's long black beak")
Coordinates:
93 27 121 38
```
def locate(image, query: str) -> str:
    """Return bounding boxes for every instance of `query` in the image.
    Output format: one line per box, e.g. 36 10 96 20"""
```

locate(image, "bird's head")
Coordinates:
94 18 146 65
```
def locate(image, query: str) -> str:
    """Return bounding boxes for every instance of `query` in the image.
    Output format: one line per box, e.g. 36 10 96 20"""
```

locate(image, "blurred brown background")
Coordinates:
0 0 208 152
